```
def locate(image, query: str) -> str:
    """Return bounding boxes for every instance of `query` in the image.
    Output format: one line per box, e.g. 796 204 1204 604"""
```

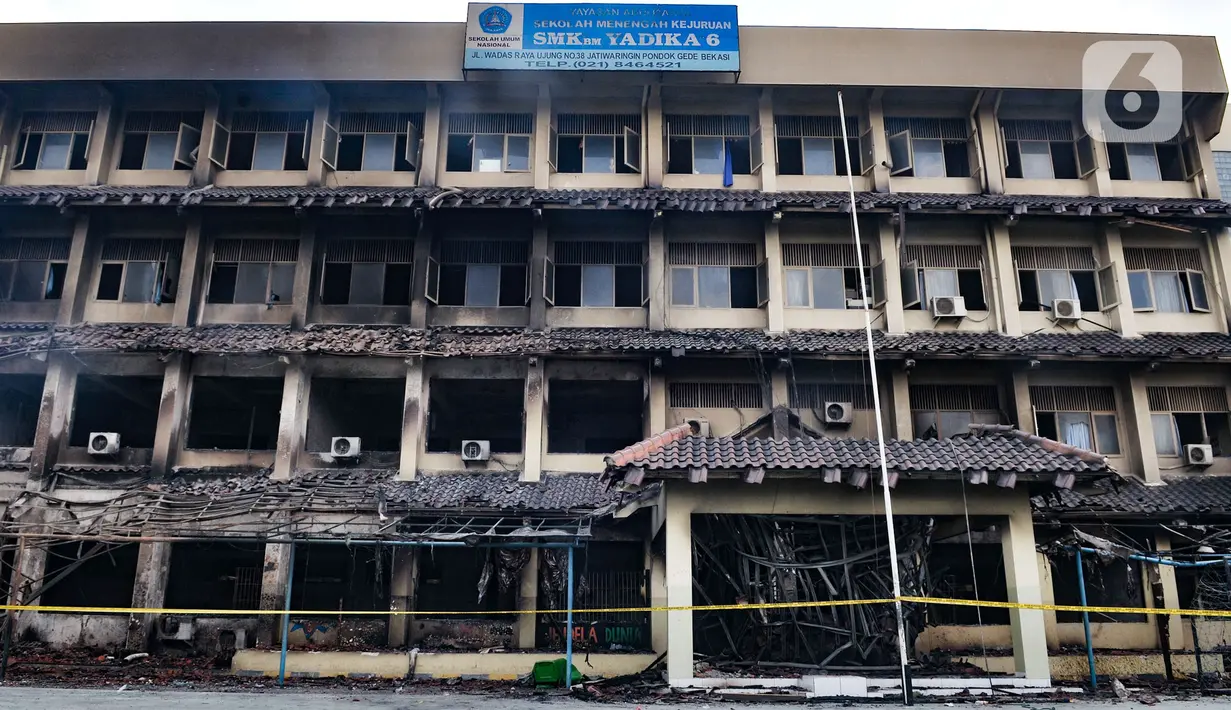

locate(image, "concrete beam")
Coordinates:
171 214 205 327
1126 371 1161 483
757 88 776 193
57 213 94 326
974 92 1005 195
890 370 913 439
644 85 663 189
27 355 76 486
84 86 119 186
987 221 1021 336
528 215 548 330
867 92 889 194
256 540 293 648
418 84 441 188
289 220 317 329
191 84 220 186
648 371 667 435
664 493 693 683
1001 501 1050 682
272 357 309 481
516 549 539 649
764 217 785 333
306 84 330 187
533 84 550 191
647 215 666 330
877 216 905 333
398 356 425 481
126 541 172 651
150 353 191 479
1098 223 1138 337
522 358 545 482
409 214 433 329
387 547 417 648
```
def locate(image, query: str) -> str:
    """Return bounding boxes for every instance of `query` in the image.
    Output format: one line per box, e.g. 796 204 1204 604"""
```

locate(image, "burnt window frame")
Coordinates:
12 111 95 172
205 238 299 306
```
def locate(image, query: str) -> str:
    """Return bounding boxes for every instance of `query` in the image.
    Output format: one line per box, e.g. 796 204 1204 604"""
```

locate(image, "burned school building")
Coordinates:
1 4 1231 691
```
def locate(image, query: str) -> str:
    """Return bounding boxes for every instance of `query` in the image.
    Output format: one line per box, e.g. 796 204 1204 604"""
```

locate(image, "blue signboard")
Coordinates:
464 3 740 72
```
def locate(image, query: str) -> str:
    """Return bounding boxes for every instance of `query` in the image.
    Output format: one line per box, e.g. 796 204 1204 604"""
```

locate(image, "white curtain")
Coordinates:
1038 269 1077 305
1058 412 1093 450
1151 413 1178 456
1152 272 1186 313
923 269 959 300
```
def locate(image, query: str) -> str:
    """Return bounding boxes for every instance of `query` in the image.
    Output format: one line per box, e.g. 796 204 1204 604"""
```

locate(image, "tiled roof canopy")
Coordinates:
1036 475 1231 518
0 185 1227 218
5 324 1231 362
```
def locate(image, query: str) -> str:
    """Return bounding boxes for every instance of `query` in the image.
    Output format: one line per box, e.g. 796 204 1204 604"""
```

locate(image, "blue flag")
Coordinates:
722 139 734 187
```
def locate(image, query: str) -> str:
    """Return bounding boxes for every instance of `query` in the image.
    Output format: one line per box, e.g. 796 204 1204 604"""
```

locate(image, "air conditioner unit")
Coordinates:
330 437 361 458
1186 444 1214 467
1052 299 1082 322
846 297 868 309
461 439 491 462
87 432 120 456
684 417 711 437
929 296 967 319
157 616 196 642
823 401 854 428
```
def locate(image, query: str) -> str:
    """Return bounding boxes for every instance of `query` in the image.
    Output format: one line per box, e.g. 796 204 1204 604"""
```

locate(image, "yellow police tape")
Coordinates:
3 596 1231 619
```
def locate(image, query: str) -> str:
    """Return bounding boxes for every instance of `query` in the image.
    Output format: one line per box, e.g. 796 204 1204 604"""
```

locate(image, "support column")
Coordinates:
867 92 890 193
987 221 1022 336
975 93 1005 195
126 541 172 651
1126 371 1160 483
58 214 94 326
1037 551 1060 651
150 353 191 479
1011 370 1034 433
648 542 668 655
523 358 545 482
306 83 331 187
289 220 317 329
272 357 309 481
387 548 417 648
757 88 776 192
1196 135 1222 199
764 217 785 333
85 85 120 186
648 371 667 435
171 214 205 327
1002 500 1050 681
27 355 76 486
418 84 442 188
878 217 905 333
256 541 292 648
516 549 539 649
409 215 434 329
890 370 912 439
1087 123 1114 197
1097 224 1137 336
533 84 551 190
1207 226 1231 333
645 86 663 189
664 489 693 684
647 216 666 330
191 85 220 186
528 215 549 330
1155 533 1184 651
398 356 426 481
0 93 14 185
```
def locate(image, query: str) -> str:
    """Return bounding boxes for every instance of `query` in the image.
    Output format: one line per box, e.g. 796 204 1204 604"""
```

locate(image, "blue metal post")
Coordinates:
278 542 296 688
563 545 575 689
1075 547 1096 691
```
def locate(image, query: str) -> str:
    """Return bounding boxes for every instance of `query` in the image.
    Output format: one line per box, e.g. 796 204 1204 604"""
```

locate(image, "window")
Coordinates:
547 380 644 453
1148 386 1231 457
117 111 203 171
1000 119 1092 180
306 378 406 453
668 382 764 409
320 239 414 306
323 111 423 172
70 375 163 448
782 243 885 309
774 115 867 176
884 117 978 179
545 241 646 308
669 242 767 309
900 244 986 310
427 240 529 307
12 111 93 171
185 376 283 450
94 238 182 304
209 111 310 171
552 113 640 174
1105 122 1198 182
206 238 298 305
0 237 70 302
665 114 761 176
1123 247 1209 314
789 383 874 410
445 112 533 173
1013 246 1116 313
1031 385 1120 455
1214 151 1231 198
910 384 1000 439
427 378 524 453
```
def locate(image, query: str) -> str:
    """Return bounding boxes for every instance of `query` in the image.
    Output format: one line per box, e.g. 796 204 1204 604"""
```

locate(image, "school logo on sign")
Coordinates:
478 6 512 34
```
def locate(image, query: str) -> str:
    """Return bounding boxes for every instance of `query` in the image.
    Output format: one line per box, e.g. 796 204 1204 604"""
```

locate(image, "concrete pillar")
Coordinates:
398 356 425 481
1195 135 1221 199
256 541 292 648
1001 501 1050 681
867 93 890 193
877 218 905 333
757 88 776 192
516 549 539 649
191 85 220 186
1097 224 1137 336
57 214 94 326
289 219 317 329
85 86 120 186
764 217 785 333
126 541 172 651
171 214 205 327
522 358 545 482
528 216 549 330
974 94 1005 195
306 84 331 187
27 355 76 487
1155 533 1184 651
1036 551 1060 651
647 216 666 330
1011 370 1034 433
150 353 190 479
890 370 913 439
987 221 1022 336
1126 371 1161 483
409 215 433 329
534 84 551 190
387 548 417 648
0 94 13 185
1206 227 1231 333
1087 123 1114 197
418 84 442 188
648 371 667 435
272 357 309 481
648 543 668 655
645 86 664 189
664 489 693 683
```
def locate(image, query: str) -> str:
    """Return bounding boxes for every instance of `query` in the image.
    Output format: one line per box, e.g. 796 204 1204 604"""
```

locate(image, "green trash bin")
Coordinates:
532 658 583 687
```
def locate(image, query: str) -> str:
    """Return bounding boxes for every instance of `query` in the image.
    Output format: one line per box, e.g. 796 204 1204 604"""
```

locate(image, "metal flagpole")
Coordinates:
837 90 913 706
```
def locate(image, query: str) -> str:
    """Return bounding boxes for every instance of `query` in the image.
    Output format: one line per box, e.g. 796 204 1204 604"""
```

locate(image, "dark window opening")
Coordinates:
1017 270 1100 312
775 137 861 177
730 266 758 308
926 543 1009 625
42 542 139 608
427 378 523 453
96 263 123 301
70 375 162 448
417 546 517 615
166 542 265 611
207 262 296 305
1107 143 1129 180
437 264 526 308
940 140 970 178
15 132 90 171
207 264 238 303
547 380 643 453
0 374 43 447
553 264 642 308
1052 554 1145 622
294 543 391 612
305 377 404 453
321 262 413 306
0 260 67 302
226 131 306 172
186 376 283 450
445 134 473 172
557 135 583 173
1052 142 1079 179
1174 412 1207 449
1158 143 1184 181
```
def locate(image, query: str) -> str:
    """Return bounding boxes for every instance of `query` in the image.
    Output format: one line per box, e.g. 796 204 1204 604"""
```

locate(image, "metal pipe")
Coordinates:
0 532 583 548
564 545 575 689
278 542 296 688
1075 548 1096 691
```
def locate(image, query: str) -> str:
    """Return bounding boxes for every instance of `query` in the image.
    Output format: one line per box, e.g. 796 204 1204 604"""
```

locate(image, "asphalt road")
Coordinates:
0 687 1228 709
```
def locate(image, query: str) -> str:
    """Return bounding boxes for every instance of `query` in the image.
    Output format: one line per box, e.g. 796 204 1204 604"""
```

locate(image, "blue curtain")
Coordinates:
722 139 734 187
